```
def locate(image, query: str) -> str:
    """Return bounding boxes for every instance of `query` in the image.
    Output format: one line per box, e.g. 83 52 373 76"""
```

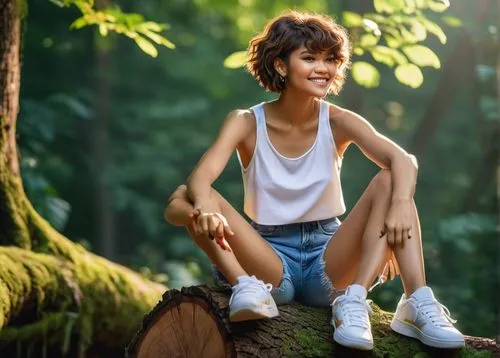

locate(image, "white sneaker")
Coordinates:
390 286 465 348
229 275 279 322
330 284 373 350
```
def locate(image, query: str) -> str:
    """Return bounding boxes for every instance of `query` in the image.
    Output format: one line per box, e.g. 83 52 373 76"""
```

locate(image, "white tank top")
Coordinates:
236 100 346 225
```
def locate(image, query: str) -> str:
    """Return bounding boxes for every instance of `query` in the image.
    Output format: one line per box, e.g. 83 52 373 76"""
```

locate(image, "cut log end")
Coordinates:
127 287 234 358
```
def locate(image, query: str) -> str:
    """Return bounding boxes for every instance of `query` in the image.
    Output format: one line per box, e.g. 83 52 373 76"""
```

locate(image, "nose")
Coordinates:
315 60 328 73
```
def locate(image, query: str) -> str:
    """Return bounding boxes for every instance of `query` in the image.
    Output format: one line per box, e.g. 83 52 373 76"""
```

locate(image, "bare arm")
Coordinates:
331 108 418 200
186 109 253 211
331 106 418 247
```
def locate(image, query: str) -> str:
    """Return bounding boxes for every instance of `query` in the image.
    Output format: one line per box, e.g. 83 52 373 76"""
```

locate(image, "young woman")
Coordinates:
164 11 465 351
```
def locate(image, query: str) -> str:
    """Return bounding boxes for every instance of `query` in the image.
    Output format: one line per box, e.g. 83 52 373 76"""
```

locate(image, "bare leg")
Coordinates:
392 201 426 296
323 170 426 296
164 185 283 287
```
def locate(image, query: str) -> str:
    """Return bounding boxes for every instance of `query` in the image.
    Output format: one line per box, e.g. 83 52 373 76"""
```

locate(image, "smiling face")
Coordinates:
275 45 338 98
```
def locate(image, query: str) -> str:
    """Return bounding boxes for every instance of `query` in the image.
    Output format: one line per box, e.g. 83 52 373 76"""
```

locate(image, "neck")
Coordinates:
273 90 319 125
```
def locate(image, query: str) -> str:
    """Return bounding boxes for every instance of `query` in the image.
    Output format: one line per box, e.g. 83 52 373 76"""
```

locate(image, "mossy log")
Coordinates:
0 210 167 357
127 285 499 358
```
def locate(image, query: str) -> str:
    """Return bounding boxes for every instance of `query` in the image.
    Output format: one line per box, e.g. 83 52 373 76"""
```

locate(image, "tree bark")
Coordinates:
127 286 500 358
92 0 117 260
0 1 167 356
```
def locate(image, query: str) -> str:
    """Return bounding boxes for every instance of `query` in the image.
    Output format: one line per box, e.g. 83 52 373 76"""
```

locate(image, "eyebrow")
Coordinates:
299 50 313 55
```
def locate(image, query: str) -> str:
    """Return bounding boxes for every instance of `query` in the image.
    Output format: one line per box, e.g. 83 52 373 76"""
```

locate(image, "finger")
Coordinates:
191 209 201 219
387 228 395 246
395 228 403 248
208 216 218 237
403 228 410 241
201 216 209 235
216 221 224 239
216 237 231 252
224 224 234 237
221 238 232 252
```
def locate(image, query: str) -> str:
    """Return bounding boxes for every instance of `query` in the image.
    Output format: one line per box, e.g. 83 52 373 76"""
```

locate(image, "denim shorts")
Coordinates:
212 217 343 307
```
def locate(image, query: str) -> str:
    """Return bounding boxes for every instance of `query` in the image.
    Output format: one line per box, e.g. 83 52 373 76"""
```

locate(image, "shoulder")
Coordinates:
323 101 371 132
217 108 256 143
322 101 358 125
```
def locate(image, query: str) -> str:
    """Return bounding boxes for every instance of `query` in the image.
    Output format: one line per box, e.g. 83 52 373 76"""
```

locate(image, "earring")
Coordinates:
279 74 285 83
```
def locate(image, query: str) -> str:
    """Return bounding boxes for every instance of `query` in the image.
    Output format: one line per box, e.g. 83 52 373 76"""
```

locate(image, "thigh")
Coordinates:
180 185 284 287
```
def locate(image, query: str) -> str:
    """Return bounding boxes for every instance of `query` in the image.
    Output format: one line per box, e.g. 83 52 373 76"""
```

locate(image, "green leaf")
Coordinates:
363 19 381 36
98 24 108 36
374 0 406 14
351 61 381 88
360 33 380 47
223 51 247 69
442 16 463 27
371 46 408 67
134 36 158 58
402 45 440 68
395 63 423 88
160 37 176 49
342 11 363 27
139 21 165 32
414 0 426 8
419 18 446 44
427 0 450 12
142 30 175 49
70 17 88 30
410 19 427 41
384 35 401 48
353 47 365 56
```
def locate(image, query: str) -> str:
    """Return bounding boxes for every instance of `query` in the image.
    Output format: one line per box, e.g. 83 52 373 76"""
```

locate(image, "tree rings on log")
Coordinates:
126 286 235 358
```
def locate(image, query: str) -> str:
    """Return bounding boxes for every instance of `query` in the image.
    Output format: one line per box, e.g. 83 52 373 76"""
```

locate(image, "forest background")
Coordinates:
16 0 498 341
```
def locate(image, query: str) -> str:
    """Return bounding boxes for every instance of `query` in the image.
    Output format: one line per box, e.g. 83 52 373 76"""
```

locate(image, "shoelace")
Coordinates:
331 295 372 329
416 298 457 327
229 276 273 305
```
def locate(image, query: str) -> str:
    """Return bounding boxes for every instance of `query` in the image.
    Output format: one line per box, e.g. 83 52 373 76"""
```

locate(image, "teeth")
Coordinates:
310 79 328 83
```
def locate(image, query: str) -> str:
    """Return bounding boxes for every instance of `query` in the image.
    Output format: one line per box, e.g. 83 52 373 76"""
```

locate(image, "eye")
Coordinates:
326 57 336 63
302 56 315 62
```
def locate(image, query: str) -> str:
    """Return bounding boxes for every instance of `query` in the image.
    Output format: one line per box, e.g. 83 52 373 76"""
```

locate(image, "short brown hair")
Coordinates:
246 11 351 95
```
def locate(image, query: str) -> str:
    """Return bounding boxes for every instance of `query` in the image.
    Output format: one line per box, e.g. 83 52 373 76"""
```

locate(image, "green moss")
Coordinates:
0 241 166 354
0 167 30 248
282 328 333 358
459 346 492 358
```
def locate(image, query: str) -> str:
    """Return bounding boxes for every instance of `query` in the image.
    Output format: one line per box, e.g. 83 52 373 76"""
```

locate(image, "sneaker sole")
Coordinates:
229 304 279 322
332 321 373 350
390 319 465 349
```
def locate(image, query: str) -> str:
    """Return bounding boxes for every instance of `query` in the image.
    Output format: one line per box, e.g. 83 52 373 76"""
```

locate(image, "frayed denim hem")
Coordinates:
318 235 345 303
318 235 390 304
266 243 295 305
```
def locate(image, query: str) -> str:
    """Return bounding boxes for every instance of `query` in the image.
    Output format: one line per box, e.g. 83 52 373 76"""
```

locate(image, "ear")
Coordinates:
273 58 287 77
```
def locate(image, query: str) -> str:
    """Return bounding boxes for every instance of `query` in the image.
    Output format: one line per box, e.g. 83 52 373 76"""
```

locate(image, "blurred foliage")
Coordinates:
50 0 175 57
224 0 460 89
17 0 498 338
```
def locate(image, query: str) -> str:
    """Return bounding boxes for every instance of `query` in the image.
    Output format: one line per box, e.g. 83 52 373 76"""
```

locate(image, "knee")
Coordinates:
164 184 189 223
176 184 188 194
372 169 392 195
166 184 188 206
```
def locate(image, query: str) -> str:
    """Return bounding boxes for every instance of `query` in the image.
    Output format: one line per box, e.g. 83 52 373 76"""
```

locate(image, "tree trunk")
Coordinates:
0 1 167 356
92 0 117 260
127 286 500 358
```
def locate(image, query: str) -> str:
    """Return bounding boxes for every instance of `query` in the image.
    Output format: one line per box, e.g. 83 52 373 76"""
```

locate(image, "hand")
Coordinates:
190 206 234 252
380 198 413 248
